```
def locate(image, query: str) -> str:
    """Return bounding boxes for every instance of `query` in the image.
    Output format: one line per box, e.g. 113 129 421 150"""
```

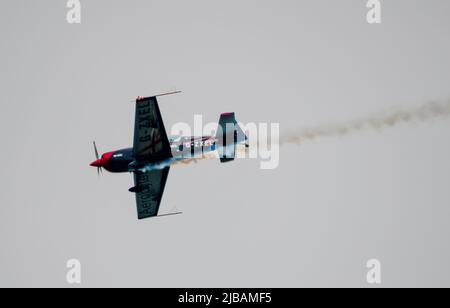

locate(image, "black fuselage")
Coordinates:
101 136 217 173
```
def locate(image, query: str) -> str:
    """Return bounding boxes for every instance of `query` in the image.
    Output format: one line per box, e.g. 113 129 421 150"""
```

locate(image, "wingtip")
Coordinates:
155 90 182 97
136 91 182 102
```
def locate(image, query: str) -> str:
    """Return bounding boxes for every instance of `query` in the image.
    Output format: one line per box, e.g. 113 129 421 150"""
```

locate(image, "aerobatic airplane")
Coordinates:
90 92 247 220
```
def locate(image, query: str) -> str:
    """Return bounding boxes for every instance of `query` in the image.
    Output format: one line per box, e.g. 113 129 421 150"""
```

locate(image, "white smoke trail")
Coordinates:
172 150 218 167
279 100 450 145
168 100 450 168
171 146 250 167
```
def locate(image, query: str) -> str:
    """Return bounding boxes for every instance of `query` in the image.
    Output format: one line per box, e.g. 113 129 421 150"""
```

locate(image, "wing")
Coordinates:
133 96 172 161
133 167 170 220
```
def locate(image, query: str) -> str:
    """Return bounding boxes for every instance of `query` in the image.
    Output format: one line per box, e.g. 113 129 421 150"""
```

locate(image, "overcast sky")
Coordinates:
1 0 450 287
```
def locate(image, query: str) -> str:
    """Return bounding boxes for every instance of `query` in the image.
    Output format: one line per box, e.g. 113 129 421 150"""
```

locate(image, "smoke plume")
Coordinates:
170 100 450 168
280 100 450 146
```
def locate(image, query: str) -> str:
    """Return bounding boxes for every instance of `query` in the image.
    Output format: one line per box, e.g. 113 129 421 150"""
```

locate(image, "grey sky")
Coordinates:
0 0 450 287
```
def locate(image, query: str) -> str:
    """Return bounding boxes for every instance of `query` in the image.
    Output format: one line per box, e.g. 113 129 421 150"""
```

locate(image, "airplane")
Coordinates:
90 91 247 220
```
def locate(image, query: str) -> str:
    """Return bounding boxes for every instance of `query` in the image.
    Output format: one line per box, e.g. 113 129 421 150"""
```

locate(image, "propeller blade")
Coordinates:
93 141 99 159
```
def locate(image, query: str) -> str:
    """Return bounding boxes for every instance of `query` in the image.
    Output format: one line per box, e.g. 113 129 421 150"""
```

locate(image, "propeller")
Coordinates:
93 141 103 176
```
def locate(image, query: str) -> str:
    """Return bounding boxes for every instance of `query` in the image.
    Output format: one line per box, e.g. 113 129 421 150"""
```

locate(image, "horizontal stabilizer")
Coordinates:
216 112 246 163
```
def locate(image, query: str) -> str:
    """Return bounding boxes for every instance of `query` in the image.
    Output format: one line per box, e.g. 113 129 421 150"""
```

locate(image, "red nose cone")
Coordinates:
90 158 103 167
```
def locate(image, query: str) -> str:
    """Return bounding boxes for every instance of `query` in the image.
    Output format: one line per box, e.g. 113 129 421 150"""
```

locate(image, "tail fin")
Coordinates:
216 112 247 163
